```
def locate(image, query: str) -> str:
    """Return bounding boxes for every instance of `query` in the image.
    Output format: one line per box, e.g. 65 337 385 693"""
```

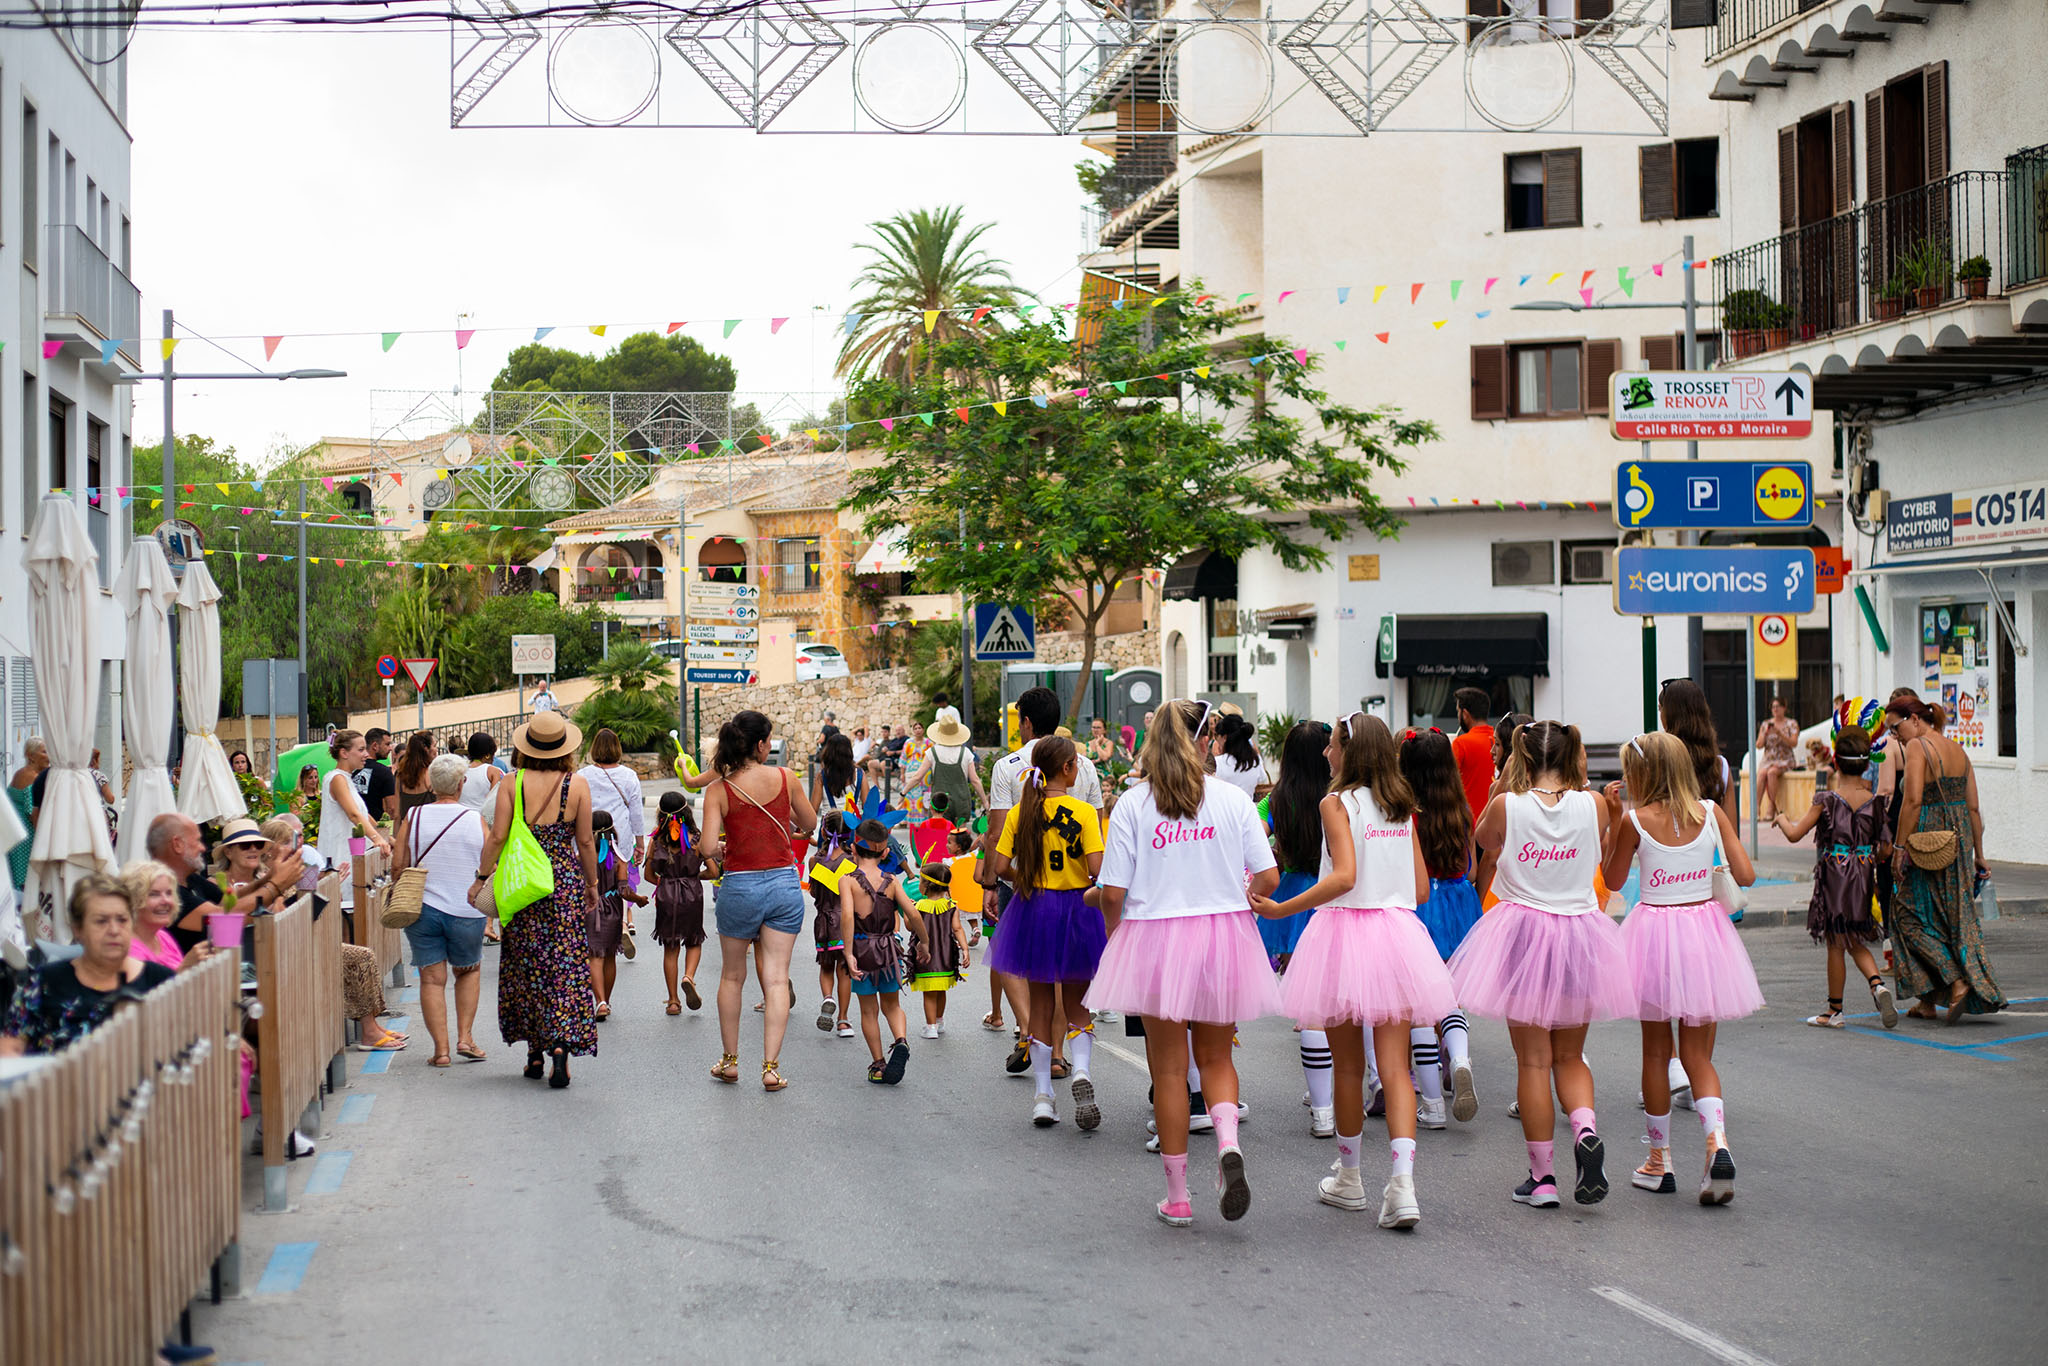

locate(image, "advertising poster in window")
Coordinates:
1922 604 1989 750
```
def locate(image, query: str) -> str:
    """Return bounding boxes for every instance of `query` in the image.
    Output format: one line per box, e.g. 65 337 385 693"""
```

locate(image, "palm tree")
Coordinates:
836 206 1033 383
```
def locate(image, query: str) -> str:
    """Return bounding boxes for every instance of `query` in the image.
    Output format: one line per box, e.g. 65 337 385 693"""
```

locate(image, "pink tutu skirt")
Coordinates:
1278 906 1460 1029
1622 900 1765 1025
1447 900 1636 1028
1085 911 1284 1025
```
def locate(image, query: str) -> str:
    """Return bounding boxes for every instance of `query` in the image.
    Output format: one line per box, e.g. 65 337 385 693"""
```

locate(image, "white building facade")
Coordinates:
1704 0 2048 861
0 7 136 774
1088 4 1835 766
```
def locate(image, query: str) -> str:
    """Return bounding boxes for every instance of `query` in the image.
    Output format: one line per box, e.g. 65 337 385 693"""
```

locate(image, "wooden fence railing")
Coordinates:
0 950 242 1366
349 844 405 989
253 877 347 1212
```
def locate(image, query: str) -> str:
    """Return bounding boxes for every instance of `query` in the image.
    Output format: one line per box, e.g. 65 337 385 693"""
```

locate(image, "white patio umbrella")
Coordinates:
22 494 116 943
175 558 247 827
116 537 180 864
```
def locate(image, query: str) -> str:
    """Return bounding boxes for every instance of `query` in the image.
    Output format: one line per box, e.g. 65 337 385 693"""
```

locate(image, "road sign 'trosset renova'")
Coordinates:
1611 371 1812 440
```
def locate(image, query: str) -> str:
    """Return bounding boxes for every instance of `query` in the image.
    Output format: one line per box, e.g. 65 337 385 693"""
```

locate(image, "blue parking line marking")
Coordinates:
399 986 419 1003
337 1094 375 1125
1843 1025 2014 1057
359 1050 393 1074
255 1242 318 1295
304 1151 352 1196
383 1015 409 1033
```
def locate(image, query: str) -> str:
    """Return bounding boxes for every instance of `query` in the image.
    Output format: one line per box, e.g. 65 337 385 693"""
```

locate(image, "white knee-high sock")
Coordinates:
1439 1013 1471 1070
1186 1054 1203 1096
1068 1025 1094 1080
1366 1044 1382 1094
1410 1027 1442 1101
1029 1038 1054 1095
1300 1029 1334 1109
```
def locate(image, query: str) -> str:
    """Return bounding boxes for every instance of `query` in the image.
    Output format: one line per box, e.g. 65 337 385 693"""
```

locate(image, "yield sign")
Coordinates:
401 658 439 691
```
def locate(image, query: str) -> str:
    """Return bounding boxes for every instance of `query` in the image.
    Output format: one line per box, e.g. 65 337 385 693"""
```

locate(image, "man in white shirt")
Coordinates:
850 726 873 765
980 686 1107 1068
530 681 558 714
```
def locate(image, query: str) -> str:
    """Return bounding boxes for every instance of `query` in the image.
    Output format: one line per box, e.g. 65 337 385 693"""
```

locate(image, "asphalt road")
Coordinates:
200 914 2048 1366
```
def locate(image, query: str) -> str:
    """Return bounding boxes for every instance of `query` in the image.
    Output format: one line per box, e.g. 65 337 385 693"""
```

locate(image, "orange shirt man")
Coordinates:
1449 687 1496 823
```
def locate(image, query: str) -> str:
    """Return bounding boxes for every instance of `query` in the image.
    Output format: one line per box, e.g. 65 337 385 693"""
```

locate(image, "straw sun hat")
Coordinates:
512 710 582 761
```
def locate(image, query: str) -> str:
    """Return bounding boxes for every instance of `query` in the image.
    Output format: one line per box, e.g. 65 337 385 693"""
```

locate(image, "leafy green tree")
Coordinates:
440 593 611 697
572 639 680 755
837 206 1032 383
842 294 1438 724
491 331 737 394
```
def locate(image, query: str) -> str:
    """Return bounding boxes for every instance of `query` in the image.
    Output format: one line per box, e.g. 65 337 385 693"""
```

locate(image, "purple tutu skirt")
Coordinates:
1085 911 1284 1025
984 886 1106 984
1447 900 1636 1029
1622 900 1765 1025
1278 906 1460 1029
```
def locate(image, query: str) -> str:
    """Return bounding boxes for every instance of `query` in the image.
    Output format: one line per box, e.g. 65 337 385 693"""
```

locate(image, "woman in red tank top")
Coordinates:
701 710 818 1092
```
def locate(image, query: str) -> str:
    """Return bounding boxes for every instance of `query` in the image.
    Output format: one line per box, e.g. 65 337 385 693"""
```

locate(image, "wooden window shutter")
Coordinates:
1830 103 1854 218
1543 149 1582 229
1864 90 1885 202
1778 125 1798 227
1471 345 1508 421
1583 340 1622 414
1923 61 1948 183
1641 335 1680 371
1640 142 1676 222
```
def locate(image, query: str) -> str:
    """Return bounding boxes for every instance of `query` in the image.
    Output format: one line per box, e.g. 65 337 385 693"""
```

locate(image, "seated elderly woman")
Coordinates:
122 859 220 972
2 875 173 1055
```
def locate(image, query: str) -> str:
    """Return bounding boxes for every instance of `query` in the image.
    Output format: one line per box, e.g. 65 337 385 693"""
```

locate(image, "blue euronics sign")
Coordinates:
1613 460 1812 530
1615 547 1817 616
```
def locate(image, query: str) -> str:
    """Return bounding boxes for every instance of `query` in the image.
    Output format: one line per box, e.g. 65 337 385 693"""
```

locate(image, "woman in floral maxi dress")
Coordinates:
474 712 601 1087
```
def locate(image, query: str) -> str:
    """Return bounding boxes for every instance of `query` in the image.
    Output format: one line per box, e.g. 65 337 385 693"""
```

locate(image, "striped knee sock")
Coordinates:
1300 1029 1334 1109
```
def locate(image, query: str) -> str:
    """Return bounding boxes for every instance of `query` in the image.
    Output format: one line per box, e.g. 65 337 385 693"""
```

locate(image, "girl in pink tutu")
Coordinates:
1089 701 1281 1227
1252 713 1455 1232
1451 720 1635 1209
1601 733 1760 1205
987 735 1106 1131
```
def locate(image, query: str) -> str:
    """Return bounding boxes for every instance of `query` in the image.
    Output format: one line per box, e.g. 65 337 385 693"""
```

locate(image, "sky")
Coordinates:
127 22 1087 466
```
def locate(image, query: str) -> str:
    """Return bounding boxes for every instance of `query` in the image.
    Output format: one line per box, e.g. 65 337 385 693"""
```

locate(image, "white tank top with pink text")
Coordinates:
1318 787 1417 912
1628 801 1719 906
1492 789 1601 916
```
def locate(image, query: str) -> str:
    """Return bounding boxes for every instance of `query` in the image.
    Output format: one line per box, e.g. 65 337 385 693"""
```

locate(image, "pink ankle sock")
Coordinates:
1162 1152 1190 1205
1527 1140 1555 1180
1210 1101 1240 1152
1569 1107 1597 1143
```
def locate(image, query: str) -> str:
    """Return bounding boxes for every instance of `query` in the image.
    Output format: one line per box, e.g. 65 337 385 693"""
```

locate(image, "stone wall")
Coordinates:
1036 628 1159 672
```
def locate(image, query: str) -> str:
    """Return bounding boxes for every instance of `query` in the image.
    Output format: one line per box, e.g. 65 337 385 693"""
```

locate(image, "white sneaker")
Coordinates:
1668 1057 1694 1111
1448 1059 1478 1123
1301 1089 1312 1108
921 1023 940 1040
1032 1093 1059 1127
935 1018 946 1036
1309 1105 1336 1139
1379 1173 1421 1230
1416 1095 1448 1130
1144 1133 1162 1153
1318 1164 1370 1211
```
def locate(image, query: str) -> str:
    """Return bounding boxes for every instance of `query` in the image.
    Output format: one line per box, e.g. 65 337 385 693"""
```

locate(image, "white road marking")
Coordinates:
1095 1036 1151 1074
1592 1287 1780 1366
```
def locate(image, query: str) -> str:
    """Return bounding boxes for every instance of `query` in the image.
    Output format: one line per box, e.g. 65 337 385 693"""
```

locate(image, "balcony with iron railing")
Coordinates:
44 225 141 366
1704 0 1834 60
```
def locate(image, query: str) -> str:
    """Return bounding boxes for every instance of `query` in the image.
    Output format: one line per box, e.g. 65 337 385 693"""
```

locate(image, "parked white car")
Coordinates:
796 644 849 680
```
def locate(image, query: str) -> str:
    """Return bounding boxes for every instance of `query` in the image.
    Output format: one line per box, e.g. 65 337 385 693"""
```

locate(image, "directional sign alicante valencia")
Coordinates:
1611 371 1812 440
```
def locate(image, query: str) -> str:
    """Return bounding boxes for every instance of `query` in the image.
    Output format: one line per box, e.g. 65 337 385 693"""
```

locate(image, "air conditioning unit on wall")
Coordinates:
1491 540 1555 588
1568 545 1614 585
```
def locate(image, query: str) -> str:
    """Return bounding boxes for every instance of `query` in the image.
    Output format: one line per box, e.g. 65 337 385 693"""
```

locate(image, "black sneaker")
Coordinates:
882 1038 910 1085
1512 1175 1560 1208
1573 1133 1609 1205
1005 1041 1030 1075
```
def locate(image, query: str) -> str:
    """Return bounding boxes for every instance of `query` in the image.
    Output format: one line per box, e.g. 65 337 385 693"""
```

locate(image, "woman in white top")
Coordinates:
394 754 492 1068
1088 700 1280 1230
577 728 648 864
1210 714 1264 797
319 729 394 913
459 732 504 814
1253 713 1454 1232
1450 720 1635 1211
1601 733 1760 1206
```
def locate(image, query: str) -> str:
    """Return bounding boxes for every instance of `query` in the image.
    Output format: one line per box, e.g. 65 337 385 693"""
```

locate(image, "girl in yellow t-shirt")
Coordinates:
988 735 1106 1129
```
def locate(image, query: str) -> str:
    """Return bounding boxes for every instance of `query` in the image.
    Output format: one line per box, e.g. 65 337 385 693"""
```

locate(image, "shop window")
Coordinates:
1207 596 1238 693
1997 599 2016 759
1920 603 1997 755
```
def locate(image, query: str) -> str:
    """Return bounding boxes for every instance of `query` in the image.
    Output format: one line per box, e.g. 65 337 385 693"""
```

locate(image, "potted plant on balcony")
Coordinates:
1722 288 1780 359
1874 267 1910 321
1902 236 1952 310
1760 298 1794 353
1958 254 1992 300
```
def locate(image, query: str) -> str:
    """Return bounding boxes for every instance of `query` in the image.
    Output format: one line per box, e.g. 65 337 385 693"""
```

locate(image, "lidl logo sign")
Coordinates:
1754 466 1808 522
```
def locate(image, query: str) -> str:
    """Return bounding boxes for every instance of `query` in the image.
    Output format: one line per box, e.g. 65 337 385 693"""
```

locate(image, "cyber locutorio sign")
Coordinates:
1885 481 2048 555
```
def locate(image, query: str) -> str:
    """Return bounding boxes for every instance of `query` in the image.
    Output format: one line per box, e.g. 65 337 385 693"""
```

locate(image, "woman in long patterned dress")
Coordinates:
473 711 601 1088
897 720 933 819
1883 696 2003 1023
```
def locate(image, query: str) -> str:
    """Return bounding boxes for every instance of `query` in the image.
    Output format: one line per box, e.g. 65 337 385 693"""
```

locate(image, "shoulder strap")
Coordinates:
1920 737 1946 783
410 805 464 864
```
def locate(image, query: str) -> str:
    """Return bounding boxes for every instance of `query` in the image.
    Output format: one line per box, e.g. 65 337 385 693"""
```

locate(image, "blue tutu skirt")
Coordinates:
1414 876 1483 961
1258 869 1321 958
983 886 1106 984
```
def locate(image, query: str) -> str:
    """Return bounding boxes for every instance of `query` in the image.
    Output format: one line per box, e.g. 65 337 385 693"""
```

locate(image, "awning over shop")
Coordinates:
1383 613 1550 679
1163 549 1236 600
855 529 916 576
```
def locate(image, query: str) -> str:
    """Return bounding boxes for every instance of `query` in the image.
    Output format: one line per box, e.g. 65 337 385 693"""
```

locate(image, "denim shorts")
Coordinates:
713 867 807 941
404 904 488 969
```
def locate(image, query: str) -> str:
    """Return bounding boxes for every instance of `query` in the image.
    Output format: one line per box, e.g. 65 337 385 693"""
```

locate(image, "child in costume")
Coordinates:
645 790 705 1015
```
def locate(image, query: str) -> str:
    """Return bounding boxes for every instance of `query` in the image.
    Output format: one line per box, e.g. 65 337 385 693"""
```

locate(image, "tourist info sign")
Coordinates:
1615 547 1816 616
1613 460 1812 530
1610 372 1812 440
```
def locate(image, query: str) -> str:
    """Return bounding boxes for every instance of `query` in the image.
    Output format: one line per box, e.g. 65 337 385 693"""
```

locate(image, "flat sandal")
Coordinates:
710 1053 740 1084
761 1058 789 1092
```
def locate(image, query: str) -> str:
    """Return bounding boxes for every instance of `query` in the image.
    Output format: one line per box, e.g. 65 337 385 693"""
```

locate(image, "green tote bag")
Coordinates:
493 771 556 925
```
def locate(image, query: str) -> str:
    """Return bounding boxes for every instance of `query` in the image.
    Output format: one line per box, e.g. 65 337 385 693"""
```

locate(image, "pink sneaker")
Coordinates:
1156 1199 1194 1228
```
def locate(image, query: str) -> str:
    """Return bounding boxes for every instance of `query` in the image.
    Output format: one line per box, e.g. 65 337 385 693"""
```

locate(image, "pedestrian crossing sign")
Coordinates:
973 603 1035 660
